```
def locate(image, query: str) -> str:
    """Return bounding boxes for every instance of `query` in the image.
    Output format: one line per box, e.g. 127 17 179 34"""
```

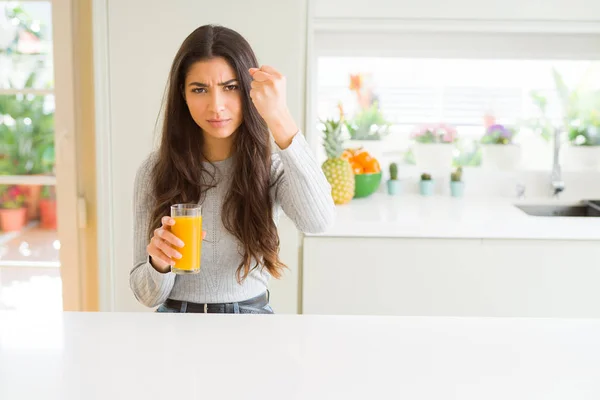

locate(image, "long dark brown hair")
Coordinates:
149 25 285 282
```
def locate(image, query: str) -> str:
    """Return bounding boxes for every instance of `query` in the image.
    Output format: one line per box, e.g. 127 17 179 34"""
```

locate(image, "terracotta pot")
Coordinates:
0 208 27 232
39 199 57 230
19 184 41 221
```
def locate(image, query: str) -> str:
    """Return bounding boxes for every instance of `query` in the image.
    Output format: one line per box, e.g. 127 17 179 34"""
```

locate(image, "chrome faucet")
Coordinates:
551 127 565 198
516 183 526 199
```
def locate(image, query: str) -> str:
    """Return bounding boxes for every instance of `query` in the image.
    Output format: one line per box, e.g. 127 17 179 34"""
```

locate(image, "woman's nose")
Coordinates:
208 91 225 113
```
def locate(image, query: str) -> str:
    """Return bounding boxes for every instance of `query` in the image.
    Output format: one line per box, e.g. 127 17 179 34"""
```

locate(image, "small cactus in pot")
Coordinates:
450 167 465 197
386 162 401 195
419 172 434 196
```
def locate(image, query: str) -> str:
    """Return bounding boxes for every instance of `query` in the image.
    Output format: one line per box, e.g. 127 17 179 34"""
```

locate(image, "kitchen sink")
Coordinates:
515 201 600 217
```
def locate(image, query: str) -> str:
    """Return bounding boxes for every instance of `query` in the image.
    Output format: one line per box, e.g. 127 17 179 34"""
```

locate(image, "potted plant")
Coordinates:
387 162 401 195
450 167 465 197
419 173 434 196
411 123 458 170
345 74 391 141
529 68 600 170
39 185 56 229
0 184 27 232
480 124 521 170
342 74 391 162
564 119 600 169
0 70 55 220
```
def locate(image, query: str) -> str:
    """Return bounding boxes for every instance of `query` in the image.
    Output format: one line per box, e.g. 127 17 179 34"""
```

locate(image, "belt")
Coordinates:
164 291 269 313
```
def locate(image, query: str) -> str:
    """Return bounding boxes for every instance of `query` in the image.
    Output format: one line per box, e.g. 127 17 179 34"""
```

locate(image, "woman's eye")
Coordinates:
191 88 207 94
224 84 239 91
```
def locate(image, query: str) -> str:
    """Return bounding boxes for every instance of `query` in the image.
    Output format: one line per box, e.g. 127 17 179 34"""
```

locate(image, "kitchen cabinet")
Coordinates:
303 236 600 317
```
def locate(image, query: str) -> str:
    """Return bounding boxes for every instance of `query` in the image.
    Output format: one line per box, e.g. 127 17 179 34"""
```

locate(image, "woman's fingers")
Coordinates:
161 216 175 226
148 216 206 269
155 226 185 248
250 70 273 83
150 252 172 267
146 243 173 267
258 65 282 78
152 236 182 260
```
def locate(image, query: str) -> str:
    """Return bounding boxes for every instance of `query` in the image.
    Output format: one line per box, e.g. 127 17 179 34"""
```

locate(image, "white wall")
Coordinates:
96 0 600 314
96 0 308 312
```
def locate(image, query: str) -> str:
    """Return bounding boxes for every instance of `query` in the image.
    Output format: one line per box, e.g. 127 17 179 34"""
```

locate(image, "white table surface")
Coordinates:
309 194 600 240
1 312 599 399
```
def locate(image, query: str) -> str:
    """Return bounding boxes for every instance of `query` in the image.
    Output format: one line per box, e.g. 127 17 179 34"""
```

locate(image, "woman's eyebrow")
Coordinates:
188 79 239 87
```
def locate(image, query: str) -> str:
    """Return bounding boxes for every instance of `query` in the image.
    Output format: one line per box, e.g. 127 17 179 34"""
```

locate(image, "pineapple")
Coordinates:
321 118 355 205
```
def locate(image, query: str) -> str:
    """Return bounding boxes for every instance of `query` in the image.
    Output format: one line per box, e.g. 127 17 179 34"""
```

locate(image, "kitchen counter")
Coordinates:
1 312 599 399
309 194 600 240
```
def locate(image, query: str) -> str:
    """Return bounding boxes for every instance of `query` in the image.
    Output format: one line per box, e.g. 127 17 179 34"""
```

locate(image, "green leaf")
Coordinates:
552 68 571 113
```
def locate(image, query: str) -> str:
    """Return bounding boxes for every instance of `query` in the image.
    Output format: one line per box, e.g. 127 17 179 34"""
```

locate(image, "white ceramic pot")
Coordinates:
563 145 600 170
481 144 522 170
413 143 454 170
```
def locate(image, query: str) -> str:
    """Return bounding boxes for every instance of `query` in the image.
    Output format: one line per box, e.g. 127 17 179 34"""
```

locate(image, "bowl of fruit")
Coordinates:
342 148 382 198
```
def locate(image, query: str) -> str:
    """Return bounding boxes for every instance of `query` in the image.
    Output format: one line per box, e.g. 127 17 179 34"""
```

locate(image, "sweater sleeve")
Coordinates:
130 154 176 308
271 131 336 233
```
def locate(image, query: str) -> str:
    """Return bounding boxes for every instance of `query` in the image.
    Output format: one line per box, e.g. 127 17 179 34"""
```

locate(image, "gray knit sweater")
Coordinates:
130 132 335 307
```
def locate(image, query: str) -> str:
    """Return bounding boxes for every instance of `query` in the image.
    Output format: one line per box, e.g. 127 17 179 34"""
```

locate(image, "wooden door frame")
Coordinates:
52 0 99 311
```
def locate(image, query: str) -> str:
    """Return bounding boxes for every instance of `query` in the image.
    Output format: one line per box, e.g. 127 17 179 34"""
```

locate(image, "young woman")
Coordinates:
130 25 335 314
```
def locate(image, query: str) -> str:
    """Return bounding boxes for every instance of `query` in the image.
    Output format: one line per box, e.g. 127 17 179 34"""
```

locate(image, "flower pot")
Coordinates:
0 208 27 232
413 143 454 170
39 199 57 229
419 180 435 196
450 181 465 197
18 183 41 221
387 179 401 195
563 145 600 170
481 144 521 170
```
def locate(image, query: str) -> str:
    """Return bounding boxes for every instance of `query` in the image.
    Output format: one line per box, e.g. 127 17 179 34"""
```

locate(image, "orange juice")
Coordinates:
170 215 202 273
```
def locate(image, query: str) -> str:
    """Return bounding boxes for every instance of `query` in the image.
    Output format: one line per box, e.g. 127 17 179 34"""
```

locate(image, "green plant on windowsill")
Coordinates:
526 91 554 142
0 71 55 175
345 102 392 141
0 184 26 209
419 172 434 196
345 73 392 141
480 125 517 145
450 167 465 198
527 67 600 145
41 184 56 200
450 167 463 182
567 119 600 146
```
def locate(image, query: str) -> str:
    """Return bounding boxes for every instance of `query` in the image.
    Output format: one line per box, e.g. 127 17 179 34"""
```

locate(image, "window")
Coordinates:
316 57 600 170
312 30 600 173
0 1 60 311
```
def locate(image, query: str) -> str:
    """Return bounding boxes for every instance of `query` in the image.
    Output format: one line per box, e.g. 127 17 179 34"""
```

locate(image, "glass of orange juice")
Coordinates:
170 204 202 274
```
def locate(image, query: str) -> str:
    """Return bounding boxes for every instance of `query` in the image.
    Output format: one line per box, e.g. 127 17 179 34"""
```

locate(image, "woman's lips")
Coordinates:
207 119 231 128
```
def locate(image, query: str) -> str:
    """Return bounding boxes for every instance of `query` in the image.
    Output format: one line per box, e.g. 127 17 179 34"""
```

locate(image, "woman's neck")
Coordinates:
202 133 235 162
